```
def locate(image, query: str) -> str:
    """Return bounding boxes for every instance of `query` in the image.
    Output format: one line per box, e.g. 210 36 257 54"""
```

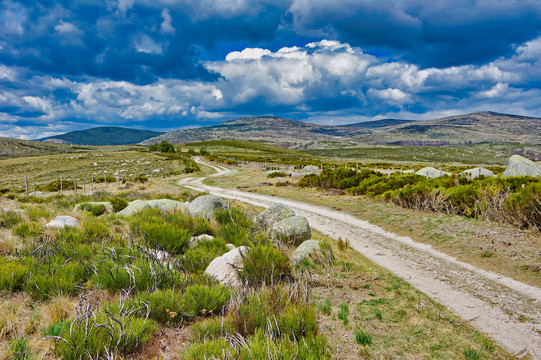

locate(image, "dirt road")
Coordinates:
179 160 541 358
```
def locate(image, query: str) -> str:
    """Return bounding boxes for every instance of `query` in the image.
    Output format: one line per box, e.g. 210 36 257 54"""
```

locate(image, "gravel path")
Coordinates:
180 160 541 358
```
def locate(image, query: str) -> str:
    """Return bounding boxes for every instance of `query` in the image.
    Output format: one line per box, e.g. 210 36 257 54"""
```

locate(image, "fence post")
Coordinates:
91 173 94 192
60 175 63 194
25 176 29 196
73 175 77 195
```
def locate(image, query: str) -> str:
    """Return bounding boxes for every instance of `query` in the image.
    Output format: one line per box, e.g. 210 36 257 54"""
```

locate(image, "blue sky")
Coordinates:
2 0 541 139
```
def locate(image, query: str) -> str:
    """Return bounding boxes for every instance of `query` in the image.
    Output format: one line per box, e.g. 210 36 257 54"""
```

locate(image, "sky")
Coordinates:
2 1 541 139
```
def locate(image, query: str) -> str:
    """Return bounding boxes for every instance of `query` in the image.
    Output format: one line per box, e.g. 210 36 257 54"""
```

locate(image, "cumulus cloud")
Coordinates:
160 8 175 34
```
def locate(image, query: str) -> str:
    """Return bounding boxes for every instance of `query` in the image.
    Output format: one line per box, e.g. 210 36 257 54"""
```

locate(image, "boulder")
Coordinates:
225 243 236 251
45 215 79 229
460 167 496 179
502 155 541 177
291 240 334 266
74 201 113 213
187 195 227 218
204 246 248 287
117 199 186 217
271 215 311 244
415 167 451 179
303 165 319 174
254 203 295 228
190 234 215 246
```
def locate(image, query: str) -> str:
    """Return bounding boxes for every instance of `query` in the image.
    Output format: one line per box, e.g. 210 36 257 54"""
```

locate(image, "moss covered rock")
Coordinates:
117 199 186 217
271 215 311 245
254 203 295 228
187 195 228 218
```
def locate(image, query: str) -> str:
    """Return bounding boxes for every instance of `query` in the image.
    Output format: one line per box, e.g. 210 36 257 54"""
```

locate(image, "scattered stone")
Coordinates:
190 234 215 246
204 246 248 287
28 191 46 197
415 167 451 179
45 215 79 229
460 167 496 179
225 243 235 251
117 199 186 217
148 249 171 262
271 215 311 244
502 155 541 177
291 240 334 266
74 202 113 213
402 170 415 174
254 203 296 228
187 195 228 218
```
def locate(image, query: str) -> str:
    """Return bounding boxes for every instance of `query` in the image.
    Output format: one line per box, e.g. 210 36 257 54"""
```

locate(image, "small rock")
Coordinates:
460 167 496 179
204 246 248 287
254 203 295 228
415 167 451 179
187 195 227 218
190 234 215 246
45 215 79 229
225 243 235 251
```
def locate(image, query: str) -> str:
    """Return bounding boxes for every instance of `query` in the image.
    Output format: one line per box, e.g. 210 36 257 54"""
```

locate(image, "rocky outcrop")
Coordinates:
415 167 451 179
187 195 227 218
45 215 79 229
254 203 295 228
502 155 541 177
271 215 311 244
291 240 334 266
117 199 186 217
461 168 496 179
204 246 248 287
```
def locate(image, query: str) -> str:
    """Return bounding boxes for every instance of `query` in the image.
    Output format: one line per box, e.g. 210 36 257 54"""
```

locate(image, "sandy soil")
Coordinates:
178 159 541 358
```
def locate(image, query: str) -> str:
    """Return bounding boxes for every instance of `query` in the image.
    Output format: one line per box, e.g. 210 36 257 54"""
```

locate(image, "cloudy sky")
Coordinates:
2 0 541 139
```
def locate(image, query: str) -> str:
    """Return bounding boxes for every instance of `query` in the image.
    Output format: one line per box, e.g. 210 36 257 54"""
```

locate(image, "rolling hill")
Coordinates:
142 112 541 147
40 126 163 146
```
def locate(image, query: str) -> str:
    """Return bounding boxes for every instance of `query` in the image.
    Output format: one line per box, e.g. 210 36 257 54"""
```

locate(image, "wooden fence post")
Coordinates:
73 175 77 195
25 176 29 196
60 175 63 194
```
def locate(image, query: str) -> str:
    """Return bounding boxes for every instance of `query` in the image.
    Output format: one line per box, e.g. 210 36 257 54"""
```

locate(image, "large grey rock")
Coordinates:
117 199 185 217
45 215 79 229
303 165 319 174
460 168 496 179
204 246 248 287
415 167 451 179
254 203 295 228
187 195 227 218
271 216 311 244
502 155 541 177
74 202 113 213
291 240 334 266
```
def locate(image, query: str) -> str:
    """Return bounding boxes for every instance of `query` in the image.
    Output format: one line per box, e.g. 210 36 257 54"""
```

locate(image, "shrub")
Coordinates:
0 260 29 292
9 335 32 360
277 304 317 340
12 222 42 239
149 140 175 153
25 205 51 221
78 202 106 216
216 223 250 247
338 302 349 325
165 212 214 236
238 244 291 287
0 210 21 228
25 259 89 300
182 238 228 274
139 222 191 255
79 217 110 241
42 320 68 337
267 171 286 178
354 327 372 345
182 284 231 317
134 289 186 325
111 197 128 212
190 316 236 342
56 303 157 359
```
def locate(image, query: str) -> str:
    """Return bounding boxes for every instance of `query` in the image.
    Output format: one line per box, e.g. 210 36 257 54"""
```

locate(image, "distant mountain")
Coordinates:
41 127 164 146
141 111 541 147
354 112 541 145
344 119 415 129
140 116 370 146
0 137 82 158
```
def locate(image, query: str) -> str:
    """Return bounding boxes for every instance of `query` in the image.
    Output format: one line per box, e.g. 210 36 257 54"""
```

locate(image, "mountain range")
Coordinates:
141 112 541 147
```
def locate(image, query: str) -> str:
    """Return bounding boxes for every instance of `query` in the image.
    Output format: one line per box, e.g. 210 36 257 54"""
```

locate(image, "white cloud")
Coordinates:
226 48 272 61
161 8 175 34
134 34 164 54
55 21 81 35
0 65 17 81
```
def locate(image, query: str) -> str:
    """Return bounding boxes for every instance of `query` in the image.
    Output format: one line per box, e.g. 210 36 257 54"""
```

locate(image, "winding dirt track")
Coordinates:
180 160 541 358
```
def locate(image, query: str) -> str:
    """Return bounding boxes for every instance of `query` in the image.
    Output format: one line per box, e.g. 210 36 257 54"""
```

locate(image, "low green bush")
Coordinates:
267 171 287 178
12 222 42 239
216 223 250 247
79 217 110 241
78 202 106 216
182 284 231 317
139 222 191 255
0 260 29 292
110 197 128 212
135 289 187 325
0 210 21 228
25 258 89 300
189 316 236 342
238 244 291 287
182 238 228 274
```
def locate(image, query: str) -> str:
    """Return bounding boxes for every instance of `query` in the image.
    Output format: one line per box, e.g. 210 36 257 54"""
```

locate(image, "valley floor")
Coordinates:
181 159 541 358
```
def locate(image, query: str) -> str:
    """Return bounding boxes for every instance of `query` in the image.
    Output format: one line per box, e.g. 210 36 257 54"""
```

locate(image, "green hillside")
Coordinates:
41 126 164 146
